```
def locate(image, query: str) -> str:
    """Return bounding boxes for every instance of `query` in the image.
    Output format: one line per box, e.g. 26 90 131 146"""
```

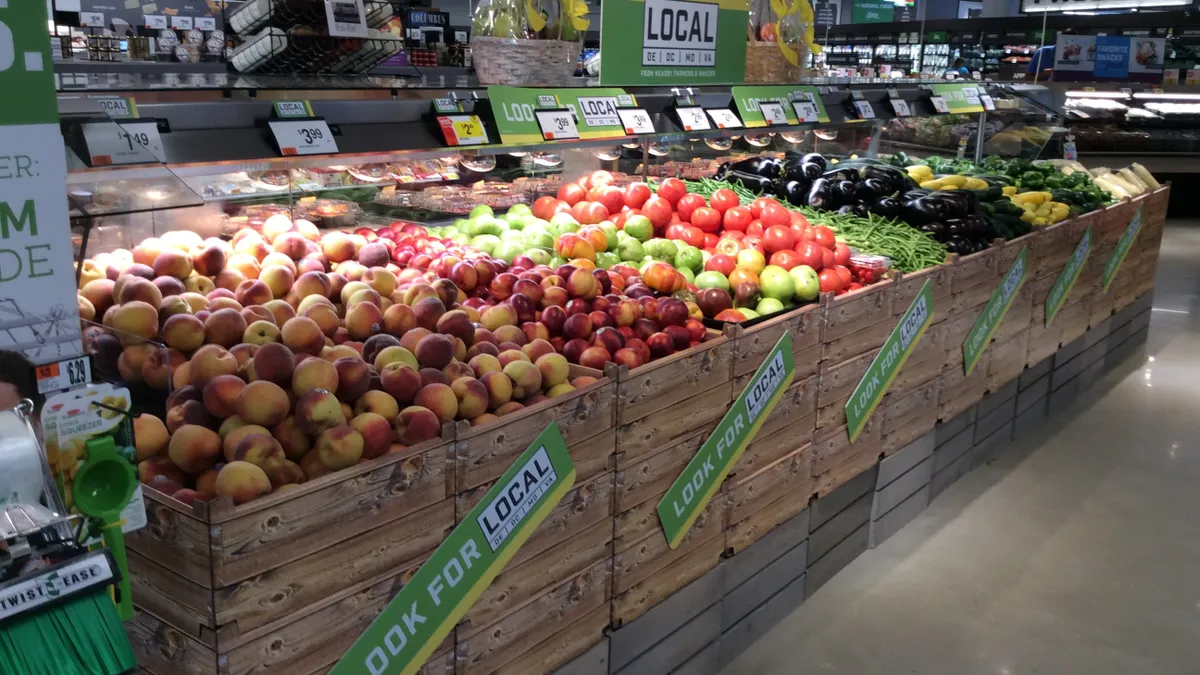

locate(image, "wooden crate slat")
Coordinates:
725 486 811 555
820 279 895 343
727 444 814 526
615 382 731 466
616 336 733 425
612 532 724 626
126 607 216 675
490 605 610 675
127 491 213 589
728 303 822 379
613 497 724 594
128 549 215 645
615 427 711 514
729 413 816 482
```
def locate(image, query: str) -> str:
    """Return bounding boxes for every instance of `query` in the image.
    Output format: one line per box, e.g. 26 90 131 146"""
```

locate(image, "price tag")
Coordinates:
850 89 865 100
930 96 950 113
759 101 788 125
79 11 104 26
170 15 193 29
269 119 339 156
454 30 468 42
36 357 91 394
442 172 459 180
437 114 489 146
273 100 312 118
676 106 710 131
618 108 656 134
196 16 217 31
1119 87 1132 95
961 86 981 105
144 14 167 29
534 110 579 140
96 96 137 119
853 100 875 119
979 95 995 111
82 121 164 166
890 98 911 116
792 101 819 122
706 108 742 129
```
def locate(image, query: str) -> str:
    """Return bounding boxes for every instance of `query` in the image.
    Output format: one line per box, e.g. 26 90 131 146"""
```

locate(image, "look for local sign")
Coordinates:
600 0 748 85
330 423 575 675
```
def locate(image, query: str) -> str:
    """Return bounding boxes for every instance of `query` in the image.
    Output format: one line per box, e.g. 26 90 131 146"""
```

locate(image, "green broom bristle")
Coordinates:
0 590 135 675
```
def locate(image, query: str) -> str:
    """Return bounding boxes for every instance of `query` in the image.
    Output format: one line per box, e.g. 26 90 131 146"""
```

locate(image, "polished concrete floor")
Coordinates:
723 223 1200 675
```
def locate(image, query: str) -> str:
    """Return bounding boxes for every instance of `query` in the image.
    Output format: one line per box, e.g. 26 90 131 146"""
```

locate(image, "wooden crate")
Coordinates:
879 377 939 440
815 348 878 430
725 486 810 555
949 245 1000 296
894 263 952 325
811 419 882 497
1056 300 1090 347
728 375 817 482
612 515 726 626
938 348 990 421
486 605 611 675
1025 272 1062 367
986 327 1029 390
726 302 823 387
820 278 897 362
726 443 814 528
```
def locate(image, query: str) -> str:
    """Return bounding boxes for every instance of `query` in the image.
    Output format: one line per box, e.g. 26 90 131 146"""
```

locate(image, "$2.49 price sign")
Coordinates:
269 119 339 156
534 110 579 140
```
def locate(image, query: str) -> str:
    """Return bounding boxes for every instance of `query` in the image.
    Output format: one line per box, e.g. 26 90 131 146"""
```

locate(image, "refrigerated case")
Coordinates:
1056 86 1200 172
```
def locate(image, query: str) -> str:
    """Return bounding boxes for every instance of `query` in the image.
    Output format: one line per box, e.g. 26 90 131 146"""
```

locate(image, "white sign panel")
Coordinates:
269 119 339 155
575 97 622 128
641 0 717 67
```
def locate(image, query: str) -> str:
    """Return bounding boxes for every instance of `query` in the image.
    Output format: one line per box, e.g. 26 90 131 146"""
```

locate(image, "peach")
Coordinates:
165 399 215 435
321 232 357 263
323 345 359 362
383 303 417 338
494 325 526 347
142 347 186 391
168 425 222 474
157 294 190 321
215 461 272 505
503 361 542 399
295 389 346 435
395 406 441 445
137 456 185 487
274 232 309 261
354 390 399 420
134 413 169 461
204 308 248 349
470 413 499 427
189 345 239 387
523 339 556 364
302 302 341 337
443 360 474 383
434 310 473 344
451 377 489 419
412 297 447 331
117 349 145 383
362 334 400 365
110 301 159 345
270 416 310 461
202 374 245 418
380 362 423 405
414 333 455 370
153 249 193 279
281 316 326 356
235 279 273 307
345 301 384 341
350 412 393 459
300 451 332 480
347 288 383 310
535 353 570 388
194 470 219 499
80 279 116 316
240 305 274 327
222 423 272 461
145 474 185 497
261 458 306 488
207 297 243 314
243 320 281 346
413 383 457 423
357 243 389 268
498 349 530 368
363 268 396 297
232 433 285 467
398 327 431 355
118 276 164 309
179 292 210 313
295 219 319 241
262 299 296 326
249 342 295 386
420 368 450 388
480 370 513 409
218 414 249 439
293 357 339 396
214 268 248 292
467 342 500 360
229 343 258 368
236 380 290 427
184 274 216 295
192 244 226 277
339 281 370 306
261 214 295 240
571 376 599 387
480 304 518 331
546 383 575 398
261 252 297 274
468 354 502 378
316 425 364 470
402 283 438 306
255 265 293 300
292 271 332 301
227 253 262 279
333 357 371 403
495 401 525 416
154 276 187 299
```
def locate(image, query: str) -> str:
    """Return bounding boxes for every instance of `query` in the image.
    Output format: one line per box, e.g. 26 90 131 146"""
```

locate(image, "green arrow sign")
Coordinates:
963 247 1028 376
329 423 576 675
731 86 830 127
658 332 795 549
1045 226 1092 327
845 280 934 443
1102 206 1142 292
487 86 635 144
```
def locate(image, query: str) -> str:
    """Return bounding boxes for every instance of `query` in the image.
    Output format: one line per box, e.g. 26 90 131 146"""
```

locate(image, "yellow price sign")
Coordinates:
438 114 490 147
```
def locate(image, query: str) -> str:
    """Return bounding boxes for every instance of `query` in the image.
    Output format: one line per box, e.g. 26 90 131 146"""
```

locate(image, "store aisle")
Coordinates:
722 223 1200 675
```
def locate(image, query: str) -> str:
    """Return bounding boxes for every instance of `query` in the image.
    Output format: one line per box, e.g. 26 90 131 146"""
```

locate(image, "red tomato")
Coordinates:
846 282 863 292
681 226 706 249
533 195 562 220
642 196 673 229
834 265 852 287
743 235 765 253
723 206 752 232
571 201 609 225
763 225 796 254
657 178 687 206
703 233 719 250
612 210 636 229
749 197 778 219
665 223 688 240
760 202 792 228
710 188 740 213
833 243 852 267
791 224 813 242
593 186 625 216
676 193 707 222
813 225 837 250
558 183 586 206
669 213 682 225
789 211 811 228
586 170 614 189
723 231 746 242
818 268 843 294
821 247 834 270
769 249 801 270
624 182 651 209
796 241 824 270
691 206 722 233
746 220 764 237
706 254 736 275
714 238 743 256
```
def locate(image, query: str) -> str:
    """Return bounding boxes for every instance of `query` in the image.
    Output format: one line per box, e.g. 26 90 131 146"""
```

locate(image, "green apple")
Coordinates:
756 297 785 316
648 239 678 262
492 241 525 264
469 204 494 219
525 229 554 250
504 212 529 230
623 215 653 242
694 270 731 291
550 255 566 268
549 213 579 234
759 265 794 302
679 267 695 284
596 251 621 269
618 238 645 262
790 265 820 301
470 234 501 254
674 246 703 273
450 232 471 246
507 203 532 217
526 248 552 266
500 229 526 244
739 308 760 320
600 223 620 251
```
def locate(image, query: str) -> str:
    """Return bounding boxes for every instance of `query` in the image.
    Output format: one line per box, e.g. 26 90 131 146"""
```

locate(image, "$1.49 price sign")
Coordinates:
269 119 338 156
82 121 164 166
36 357 91 394
534 110 579 140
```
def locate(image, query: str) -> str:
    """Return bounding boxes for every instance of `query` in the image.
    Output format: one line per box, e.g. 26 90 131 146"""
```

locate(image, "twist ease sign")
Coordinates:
658 333 795 548
329 423 575 675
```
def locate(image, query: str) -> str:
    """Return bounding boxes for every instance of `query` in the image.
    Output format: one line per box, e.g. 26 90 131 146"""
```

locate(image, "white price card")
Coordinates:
890 98 911 117
196 16 217 30
269 119 339 156
961 86 981 105
930 96 950 113
706 108 742 129
676 107 711 131
82 121 164 166
618 108 656 134
792 101 819 122
79 11 104 26
535 110 579 140
437 115 490 146
144 14 167 29
853 100 875 119
1119 87 1132 95
36 357 91 394
979 95 995 111
759 101 788 125
170 15 193 29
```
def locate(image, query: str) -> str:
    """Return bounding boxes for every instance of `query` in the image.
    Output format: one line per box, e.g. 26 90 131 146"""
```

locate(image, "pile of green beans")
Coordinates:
681 178 947 272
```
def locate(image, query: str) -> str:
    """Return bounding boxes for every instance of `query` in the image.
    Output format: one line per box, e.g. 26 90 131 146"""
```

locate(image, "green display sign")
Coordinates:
599 0 749 85
845 280 934 443
658 333 794 549
925 30 948 43
1103 206 1142 291
0 5 56 126
852 0 893 23
329 423 576 675
487 86 635 144
274 100 314 118
1045 226 1092 327
731 86 831 127
963 247 1028 376
930 83 985 114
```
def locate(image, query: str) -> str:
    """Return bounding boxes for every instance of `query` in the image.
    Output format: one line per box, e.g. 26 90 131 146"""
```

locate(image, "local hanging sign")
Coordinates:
732 86 831 127
599 0 748 85
487 86 636 144
1103 206 1142 291
963 248 1028 376
1045 226 1092 326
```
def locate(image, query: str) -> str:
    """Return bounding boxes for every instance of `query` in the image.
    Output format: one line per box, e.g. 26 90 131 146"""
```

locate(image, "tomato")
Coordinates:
813 225 837 250
644 262 680 293
723 231 746 242
762 225 796 254
586 170 614 189
703 234 719 250
642 196 673 229
749 197 777 219
657 178 688 206
706 254 736 276
790 224 813 242
533 195 562 220
821 247 834 270
624 182 652 209
833 243 852 267
818 268 843 294
789 211 810 228
591 186 624 216
710 188 740 214
665 223 689 240
769 249 801 270
691 206 722 233
846 282 863 292
612 209 636 229
558 183 587 206
834 265 852 287
714 238 743 256
742 235 765 253
746 220 764 237
681 226 706 249
796 241 824 270
571 201 609 225
723 206 753 232
676 193 707 222
760 202 792 228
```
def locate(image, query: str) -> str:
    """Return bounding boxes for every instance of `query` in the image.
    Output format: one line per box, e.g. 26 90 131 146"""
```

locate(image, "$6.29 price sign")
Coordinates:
269 119 339 156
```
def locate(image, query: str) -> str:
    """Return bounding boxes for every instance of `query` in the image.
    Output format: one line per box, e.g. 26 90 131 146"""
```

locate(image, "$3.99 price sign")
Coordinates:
437 115 489 146
269 119 339 156
534 109 579 140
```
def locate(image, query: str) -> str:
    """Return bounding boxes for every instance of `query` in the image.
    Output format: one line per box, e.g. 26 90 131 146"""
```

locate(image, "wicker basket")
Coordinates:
471 37 580 86
745 41 805 83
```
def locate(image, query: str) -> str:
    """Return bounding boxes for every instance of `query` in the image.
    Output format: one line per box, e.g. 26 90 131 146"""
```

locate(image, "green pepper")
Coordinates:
1045 175 1066 189
1020 171 1045 190
1035 162 1057 176
1065 172 1090 188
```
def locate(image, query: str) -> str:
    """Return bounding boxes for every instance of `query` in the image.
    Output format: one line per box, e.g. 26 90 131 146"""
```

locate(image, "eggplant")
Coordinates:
860 165 908 193
713 162 730 180
836 205 856 215
778 179 809 205
724 170 774 194
905 196 946 224
729 157 781 178
806 178 832 210
903 189 931 200
799 162 823 180
856 177 893 202
832 180 858 206
823 167 859 182
872 196 902 219
919 221 946 239
946 236 972 254
945 219 966 238
930 191 972 218
850 202 869 218
801 153 827 171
